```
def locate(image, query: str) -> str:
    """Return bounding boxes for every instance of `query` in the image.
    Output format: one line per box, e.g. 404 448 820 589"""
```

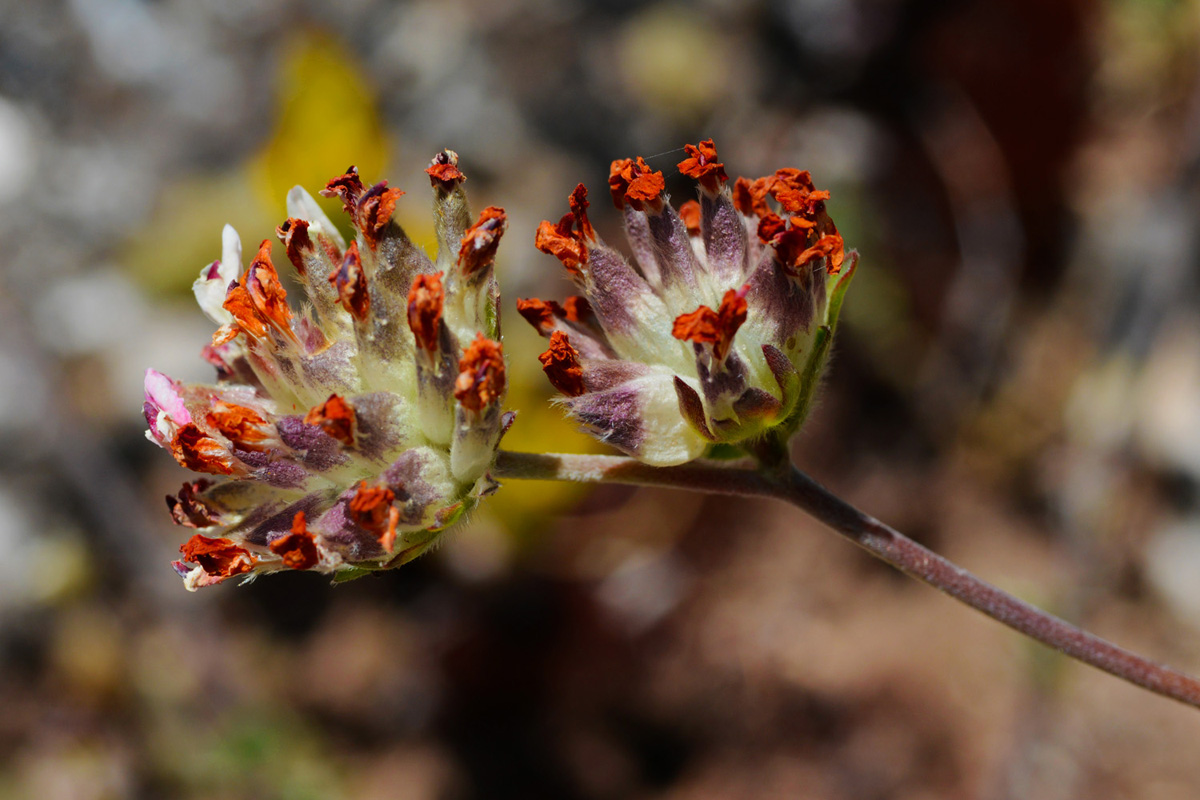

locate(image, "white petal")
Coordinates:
181 564 206 592
152 410 173 441
220 224 243 285
192 225 242 324
192 268 231 325
286 185 347 251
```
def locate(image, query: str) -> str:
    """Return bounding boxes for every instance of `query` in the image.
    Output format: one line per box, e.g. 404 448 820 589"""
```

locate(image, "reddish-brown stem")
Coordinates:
492 450 1200 711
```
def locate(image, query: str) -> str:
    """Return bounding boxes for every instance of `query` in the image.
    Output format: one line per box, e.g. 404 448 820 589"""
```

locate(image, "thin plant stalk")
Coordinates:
492 450 1200 711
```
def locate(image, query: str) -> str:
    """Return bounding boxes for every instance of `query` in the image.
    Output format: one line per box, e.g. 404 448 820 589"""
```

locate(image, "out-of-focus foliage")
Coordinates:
251 30 389 219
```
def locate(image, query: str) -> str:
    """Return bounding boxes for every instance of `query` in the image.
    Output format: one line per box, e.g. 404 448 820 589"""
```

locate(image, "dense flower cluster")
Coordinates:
522 140 856 465
145 153 510 589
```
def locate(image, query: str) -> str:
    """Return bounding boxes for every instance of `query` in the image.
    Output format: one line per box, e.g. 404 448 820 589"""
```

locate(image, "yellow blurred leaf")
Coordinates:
123 171 276 296
124 30 388 297
617 4 732 122
251 29 389 222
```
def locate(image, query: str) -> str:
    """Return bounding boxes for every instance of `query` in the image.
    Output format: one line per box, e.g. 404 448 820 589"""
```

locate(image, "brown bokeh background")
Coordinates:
2 0 1200 797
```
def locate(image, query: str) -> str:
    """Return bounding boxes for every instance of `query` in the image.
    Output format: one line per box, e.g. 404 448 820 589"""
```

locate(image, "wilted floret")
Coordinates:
146 154 511 590
523 140 856 466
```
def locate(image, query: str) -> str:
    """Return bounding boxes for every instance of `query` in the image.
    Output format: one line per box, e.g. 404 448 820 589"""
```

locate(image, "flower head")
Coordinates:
523 139 857 465
146 154 511 590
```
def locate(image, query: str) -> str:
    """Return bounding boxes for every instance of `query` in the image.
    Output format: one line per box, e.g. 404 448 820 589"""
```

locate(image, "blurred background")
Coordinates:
2 0 1200 796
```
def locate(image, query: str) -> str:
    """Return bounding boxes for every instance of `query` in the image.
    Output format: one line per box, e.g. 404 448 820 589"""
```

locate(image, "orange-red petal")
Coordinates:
269 511 320 570
679 199 702 236
534 185 597 276
733 175 775 217
359 186 405 247
166 479 221 528
220 283 266 341
329 241 370 320
205 401 272 450
515 297 557 335
304 394 356 447
426 150 465 191
537 331 585 397
180 534 256 578
454 334 506 411
677 139 728 192
245 240 296 338
516 296 594 336
672 288 748 362
756 213 787 244
171 425 236 475
276 217 313 276
732 177 754 215
609 157 664 211
348 482 399 551
561 295 592 323
407 272 445 352
608 158 635 208
535 216 588 276
770 168 830 218
625 162 665 211
568 184 595 242
457 206 507 276
321 166 365 215
796 233 846 275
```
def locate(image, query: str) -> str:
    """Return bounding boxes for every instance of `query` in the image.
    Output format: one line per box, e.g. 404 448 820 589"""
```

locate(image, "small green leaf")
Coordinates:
782 326 831 434
705 442 750 460
826 250 859 338
331 566 376 584
781 252 859 435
